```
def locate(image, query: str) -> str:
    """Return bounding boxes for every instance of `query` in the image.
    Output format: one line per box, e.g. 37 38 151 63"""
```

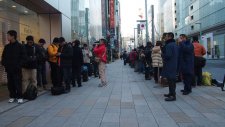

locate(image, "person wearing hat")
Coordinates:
37 39 47 90
48 37 60 87
22 35 41 97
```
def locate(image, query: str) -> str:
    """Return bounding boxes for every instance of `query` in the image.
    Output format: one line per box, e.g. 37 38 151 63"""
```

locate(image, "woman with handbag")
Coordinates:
94 39 107 87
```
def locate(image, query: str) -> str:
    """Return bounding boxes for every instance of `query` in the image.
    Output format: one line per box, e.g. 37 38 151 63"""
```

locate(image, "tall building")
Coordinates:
174 0 225 59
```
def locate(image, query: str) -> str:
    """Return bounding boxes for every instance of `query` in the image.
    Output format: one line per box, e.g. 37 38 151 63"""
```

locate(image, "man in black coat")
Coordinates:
161 32 179 101
72 40 84 87
58 37 73 93
22 36 41 95
1 30 26 103
144 42 153 80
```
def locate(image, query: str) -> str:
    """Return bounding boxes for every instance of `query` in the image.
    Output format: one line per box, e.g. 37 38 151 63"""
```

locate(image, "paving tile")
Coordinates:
102 113 120 123
6 116 36 127
168 112 193 123
100 122 120 127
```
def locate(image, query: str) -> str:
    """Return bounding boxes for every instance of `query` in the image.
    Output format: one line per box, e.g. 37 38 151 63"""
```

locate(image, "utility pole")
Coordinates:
85 8 89 46
151 5 155 44
134 28 137 48
145 0 149 44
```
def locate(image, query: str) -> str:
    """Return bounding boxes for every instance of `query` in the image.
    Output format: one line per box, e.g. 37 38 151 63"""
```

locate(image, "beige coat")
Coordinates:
151 46 163 67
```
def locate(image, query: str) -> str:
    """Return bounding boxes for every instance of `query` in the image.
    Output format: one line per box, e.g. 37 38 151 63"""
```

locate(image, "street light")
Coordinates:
195 22 202 44
145 0 149 44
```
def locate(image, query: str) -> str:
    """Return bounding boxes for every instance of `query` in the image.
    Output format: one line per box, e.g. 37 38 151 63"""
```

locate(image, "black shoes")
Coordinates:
78 85 82 87
165 96 176 101
180 89 192 95
164 94 171 97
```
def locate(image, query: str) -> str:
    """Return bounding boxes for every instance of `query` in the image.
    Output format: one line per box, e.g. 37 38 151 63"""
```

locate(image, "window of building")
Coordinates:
190 5 193 10
175 10 176 13
174 3 176 6
175 25 177 29
175 18 177 21
175 33 177 36
191 25 194 30
191 15 194 20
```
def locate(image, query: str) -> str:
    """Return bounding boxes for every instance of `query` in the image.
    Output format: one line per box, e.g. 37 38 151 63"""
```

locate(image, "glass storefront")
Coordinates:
0 0 39 60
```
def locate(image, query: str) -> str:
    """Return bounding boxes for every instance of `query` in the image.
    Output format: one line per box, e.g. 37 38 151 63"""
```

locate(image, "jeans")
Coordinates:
63 67 72 90
84 63 92 76
37 63 47 87
6 69 23 99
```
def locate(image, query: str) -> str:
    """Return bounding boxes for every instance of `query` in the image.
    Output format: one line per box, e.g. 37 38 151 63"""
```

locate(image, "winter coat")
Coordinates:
94 43 107 63
144 46 152 65
193 42 206 57
23 43 41 69
151 46 163 68
37 45 47 65
48 44 58 63
72 46 84 68
58 44 73 67
161 39 179 80
83 49 92 63
179 40 194 74
1 41 27 72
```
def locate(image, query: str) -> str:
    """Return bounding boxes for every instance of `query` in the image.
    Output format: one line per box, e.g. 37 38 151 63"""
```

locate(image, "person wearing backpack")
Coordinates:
37 39 47 90
22 36 41 100
57 37 73 93
48 38 60 87
1 30 27 103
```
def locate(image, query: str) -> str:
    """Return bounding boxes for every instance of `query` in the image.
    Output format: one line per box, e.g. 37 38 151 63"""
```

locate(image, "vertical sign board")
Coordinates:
109 0 115 29
101 0 106 36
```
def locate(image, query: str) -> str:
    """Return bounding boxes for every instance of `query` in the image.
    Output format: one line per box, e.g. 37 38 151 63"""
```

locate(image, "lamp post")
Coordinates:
145 0 149 44
195 22 202 44
134 28 137 48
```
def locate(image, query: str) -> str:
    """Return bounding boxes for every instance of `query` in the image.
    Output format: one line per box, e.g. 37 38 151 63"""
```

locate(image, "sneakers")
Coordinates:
17 99 24 104
8 98 15 103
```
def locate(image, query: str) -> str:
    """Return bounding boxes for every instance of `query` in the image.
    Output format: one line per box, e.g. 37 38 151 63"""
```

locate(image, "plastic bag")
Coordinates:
202 72 212 86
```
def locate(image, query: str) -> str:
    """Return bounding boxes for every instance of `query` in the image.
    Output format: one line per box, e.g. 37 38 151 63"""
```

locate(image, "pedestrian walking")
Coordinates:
22 36 40 94
72 40 84 87
161 32 179 101
122 51 128 65
37 39 47 90
152 41 163 84
94 39 107 87
1 30 26 103
193 38 206 86
179 34 194 95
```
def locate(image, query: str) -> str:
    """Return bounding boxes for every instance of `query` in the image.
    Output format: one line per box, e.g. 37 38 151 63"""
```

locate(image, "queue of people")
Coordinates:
1 30 107 103
122 32 206 101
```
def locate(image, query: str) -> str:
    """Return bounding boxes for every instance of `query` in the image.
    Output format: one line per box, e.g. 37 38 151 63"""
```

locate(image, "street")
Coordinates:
0 60 225 127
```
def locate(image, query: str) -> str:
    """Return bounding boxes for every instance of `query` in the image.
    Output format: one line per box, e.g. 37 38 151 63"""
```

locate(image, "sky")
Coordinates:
120 0 158 37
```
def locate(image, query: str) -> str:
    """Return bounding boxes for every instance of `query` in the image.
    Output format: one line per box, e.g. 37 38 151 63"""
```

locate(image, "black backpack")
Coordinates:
23 84 38 100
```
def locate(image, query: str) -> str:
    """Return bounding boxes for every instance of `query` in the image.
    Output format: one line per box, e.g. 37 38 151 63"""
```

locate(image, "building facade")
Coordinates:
174 0 225 59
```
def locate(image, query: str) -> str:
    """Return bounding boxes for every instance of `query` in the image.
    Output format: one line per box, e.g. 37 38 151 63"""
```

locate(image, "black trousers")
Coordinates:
167 78 176 97
194 66 202 86
49 62 60 87
37 63 47 87
6 69 23 99
63 67 72 90
72 66 82 86
93 62 99 76
153 67 162 82
183 73 193 92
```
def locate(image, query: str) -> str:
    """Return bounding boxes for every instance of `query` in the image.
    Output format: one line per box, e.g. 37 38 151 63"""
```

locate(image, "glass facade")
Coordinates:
71 0 102 45
174 0 225 58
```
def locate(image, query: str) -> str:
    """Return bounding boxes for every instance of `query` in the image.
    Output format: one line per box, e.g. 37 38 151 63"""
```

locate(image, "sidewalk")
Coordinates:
1 60 225 127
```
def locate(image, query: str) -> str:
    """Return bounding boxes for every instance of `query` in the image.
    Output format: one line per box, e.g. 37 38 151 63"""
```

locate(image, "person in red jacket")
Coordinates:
94 39 107 87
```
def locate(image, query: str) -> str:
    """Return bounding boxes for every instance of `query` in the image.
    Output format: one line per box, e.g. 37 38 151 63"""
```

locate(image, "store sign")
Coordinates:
109 0 115 29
